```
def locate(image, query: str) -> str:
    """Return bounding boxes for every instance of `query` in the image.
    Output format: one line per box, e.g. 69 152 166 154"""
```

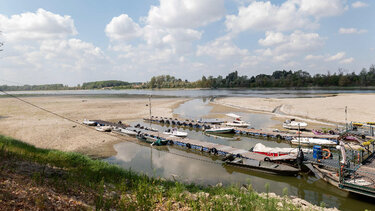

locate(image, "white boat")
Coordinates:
145 127 158 132
83 119 96 126
205 126 234 134
252 143 312 157
225 113 250 127
163 128 188 137
95 125 112 132
283 119 307 130
291 137 337 146
120 128 138 136
226 120 250 127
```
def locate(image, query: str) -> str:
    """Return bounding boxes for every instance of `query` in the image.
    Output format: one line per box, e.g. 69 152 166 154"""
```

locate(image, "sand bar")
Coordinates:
213 94 375 124
0 96 187 157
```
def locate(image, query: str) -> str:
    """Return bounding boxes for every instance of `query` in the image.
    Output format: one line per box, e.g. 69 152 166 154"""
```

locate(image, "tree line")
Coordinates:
1 65 375 91
145 65 375 89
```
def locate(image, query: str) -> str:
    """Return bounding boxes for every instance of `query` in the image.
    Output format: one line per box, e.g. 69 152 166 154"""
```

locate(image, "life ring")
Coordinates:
186 143 191 149
211 148 218 155
322 149 331 160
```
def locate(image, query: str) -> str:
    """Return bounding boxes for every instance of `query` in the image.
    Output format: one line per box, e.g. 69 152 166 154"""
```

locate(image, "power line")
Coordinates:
0 89 222 165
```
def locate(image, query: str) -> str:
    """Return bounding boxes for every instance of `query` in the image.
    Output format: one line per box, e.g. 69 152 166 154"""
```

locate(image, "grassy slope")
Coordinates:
0 135 315 210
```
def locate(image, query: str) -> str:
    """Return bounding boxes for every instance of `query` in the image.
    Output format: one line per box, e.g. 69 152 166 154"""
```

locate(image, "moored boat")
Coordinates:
95 125 112 132
283 119 307 130
83 119 96 126
163 128 188 137
120 128 138 136
291 137 337 146
226 158 299 176
225 113 250 127
251 143 312 157
205 126 235 134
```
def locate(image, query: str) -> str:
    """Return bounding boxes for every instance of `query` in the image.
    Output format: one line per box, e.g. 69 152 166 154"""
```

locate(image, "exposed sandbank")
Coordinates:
213 94 375 125
0 96 187 157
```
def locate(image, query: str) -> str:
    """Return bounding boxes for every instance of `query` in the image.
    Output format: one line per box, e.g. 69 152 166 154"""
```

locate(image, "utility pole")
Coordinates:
298 123 301 150
345 106 348 131
149 95 152 120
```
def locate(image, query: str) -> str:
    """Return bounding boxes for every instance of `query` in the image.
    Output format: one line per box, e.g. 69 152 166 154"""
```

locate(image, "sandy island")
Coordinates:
213 94 375 125
0 96 187 157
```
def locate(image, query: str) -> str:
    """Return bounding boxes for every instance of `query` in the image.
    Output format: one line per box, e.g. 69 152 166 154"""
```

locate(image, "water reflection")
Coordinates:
106 140 375 210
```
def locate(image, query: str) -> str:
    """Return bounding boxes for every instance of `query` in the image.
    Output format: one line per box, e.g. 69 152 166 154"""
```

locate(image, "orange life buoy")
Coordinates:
322 148 331 159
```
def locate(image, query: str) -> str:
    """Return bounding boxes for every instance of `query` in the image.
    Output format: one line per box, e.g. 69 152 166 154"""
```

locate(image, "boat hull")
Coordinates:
283 124 307 130
225 123 249 127
226 159 299 176
205 127 234 134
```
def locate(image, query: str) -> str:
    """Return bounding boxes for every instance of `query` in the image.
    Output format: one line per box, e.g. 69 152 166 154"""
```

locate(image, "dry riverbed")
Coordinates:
213 94 375 125
0 96 187 157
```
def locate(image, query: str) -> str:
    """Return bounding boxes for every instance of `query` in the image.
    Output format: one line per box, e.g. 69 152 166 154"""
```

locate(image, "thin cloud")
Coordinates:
339 28 367 34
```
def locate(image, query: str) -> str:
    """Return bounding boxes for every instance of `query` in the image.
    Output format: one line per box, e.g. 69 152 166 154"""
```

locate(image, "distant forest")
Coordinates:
1 65 375 91
146 65 375 89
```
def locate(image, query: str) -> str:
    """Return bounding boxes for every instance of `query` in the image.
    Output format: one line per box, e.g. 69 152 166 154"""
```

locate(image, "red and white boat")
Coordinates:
251 143 312 157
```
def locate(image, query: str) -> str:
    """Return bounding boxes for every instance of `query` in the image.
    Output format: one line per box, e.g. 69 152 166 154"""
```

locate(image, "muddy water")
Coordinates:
106 99 375 210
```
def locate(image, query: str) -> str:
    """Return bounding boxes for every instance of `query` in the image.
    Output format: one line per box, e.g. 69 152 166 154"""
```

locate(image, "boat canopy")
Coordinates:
226 113 242 119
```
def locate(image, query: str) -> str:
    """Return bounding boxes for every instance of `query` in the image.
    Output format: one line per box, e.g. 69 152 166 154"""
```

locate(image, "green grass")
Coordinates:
0 135 305 210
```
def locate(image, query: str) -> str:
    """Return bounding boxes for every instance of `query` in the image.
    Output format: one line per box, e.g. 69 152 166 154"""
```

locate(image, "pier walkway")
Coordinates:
143 117 338 141
90 119 297 162
136 129 297 162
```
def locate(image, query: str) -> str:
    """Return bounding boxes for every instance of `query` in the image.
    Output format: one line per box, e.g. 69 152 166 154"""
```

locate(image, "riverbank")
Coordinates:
0 135 336 210
0 96 187 157
213 94 375 125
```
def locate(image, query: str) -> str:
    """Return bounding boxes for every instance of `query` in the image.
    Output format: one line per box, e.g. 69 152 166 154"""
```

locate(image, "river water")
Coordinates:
2 88 375 98
106 98 375 211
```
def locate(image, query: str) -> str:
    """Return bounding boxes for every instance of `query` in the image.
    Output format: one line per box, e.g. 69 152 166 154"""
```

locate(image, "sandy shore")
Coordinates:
213 94 375 124
0 96 187 157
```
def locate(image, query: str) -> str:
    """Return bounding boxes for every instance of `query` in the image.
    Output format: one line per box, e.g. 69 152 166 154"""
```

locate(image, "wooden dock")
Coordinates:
131 128 297 162
143 117 338 141
90 119 297 162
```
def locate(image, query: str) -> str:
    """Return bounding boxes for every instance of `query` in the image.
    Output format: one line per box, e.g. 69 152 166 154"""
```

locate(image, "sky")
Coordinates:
0 0 374 85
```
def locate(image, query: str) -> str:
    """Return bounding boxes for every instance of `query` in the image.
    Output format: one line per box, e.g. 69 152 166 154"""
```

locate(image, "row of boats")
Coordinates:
84 118 337 147
83 119 345 177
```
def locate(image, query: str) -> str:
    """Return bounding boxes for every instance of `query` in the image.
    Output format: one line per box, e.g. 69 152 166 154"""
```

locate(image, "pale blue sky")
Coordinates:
0 0 374 85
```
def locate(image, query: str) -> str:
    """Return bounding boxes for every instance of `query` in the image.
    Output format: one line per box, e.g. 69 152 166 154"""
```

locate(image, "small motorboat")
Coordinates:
95 125 112 132
205 126 235 134
136 134 151 143
163 128 188 137
251 143 312 157
120 128 138 136
283 119 307 130
145 127 158 132
137 134 168 146
83 119 96 126
226 120 250 127
225 158 299 176
225 113 250 127
291 137 337 146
